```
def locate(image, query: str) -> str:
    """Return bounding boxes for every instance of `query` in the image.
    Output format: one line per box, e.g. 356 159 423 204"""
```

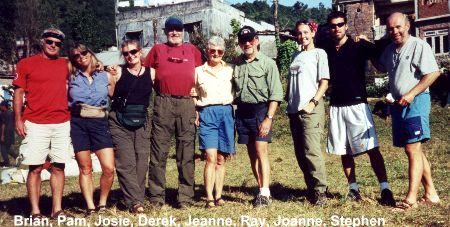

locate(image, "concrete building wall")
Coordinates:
116 0 277 58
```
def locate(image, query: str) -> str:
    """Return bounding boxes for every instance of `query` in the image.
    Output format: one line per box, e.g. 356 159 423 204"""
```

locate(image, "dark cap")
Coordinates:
238 26 257 42
164 16 184 30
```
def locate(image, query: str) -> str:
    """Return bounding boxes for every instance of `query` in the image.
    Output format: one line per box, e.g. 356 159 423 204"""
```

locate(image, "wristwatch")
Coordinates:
310 98 319 107
266 114 273 120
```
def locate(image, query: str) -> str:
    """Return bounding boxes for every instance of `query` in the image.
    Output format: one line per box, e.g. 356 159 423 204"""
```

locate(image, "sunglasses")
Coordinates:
44 39 62 47
166 26 183 32
208 49 224 56
73 50 89 59
122 49 139 57
238 37 256 45
329 22 346 29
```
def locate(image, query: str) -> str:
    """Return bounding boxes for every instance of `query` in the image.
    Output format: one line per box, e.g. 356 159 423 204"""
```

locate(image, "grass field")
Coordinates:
0 101 448 227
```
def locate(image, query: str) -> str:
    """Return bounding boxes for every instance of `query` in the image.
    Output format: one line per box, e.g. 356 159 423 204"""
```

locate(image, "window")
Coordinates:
184 21 202 43
423 29 449 55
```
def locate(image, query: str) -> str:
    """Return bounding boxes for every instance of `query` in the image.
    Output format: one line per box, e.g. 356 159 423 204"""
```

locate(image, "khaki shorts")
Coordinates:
19 120 72 165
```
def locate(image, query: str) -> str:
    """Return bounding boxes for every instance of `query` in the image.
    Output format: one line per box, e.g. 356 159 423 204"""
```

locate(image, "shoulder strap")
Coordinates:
123 67 143 105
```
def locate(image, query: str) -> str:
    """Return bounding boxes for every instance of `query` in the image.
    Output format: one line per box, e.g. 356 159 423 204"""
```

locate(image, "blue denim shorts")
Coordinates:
70 116 113 152
235 103 272 144
391 92 431 147
198 105 235 153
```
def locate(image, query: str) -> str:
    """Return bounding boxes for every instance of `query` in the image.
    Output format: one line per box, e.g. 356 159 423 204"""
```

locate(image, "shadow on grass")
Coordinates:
0 182 343 216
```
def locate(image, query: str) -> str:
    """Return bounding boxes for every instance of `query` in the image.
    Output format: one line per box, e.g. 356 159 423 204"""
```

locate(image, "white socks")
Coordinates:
349 182 390 191
349 182 359 191
260 187 271 197
380 182 390 191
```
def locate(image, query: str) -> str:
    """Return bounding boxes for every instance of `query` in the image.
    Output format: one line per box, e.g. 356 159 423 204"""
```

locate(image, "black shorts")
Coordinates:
235 103 272 144
70 116 113 152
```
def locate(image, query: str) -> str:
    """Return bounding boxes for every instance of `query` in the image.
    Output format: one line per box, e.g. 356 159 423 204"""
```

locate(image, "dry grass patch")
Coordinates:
0 102 448 226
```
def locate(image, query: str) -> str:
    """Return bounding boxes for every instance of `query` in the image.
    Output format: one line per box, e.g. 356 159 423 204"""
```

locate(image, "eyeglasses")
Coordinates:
238 37 256 45
44 39 62 47
73 50 89 59
329 22 346 29
122 49 139 57
208 49 224 56
166 26 183 32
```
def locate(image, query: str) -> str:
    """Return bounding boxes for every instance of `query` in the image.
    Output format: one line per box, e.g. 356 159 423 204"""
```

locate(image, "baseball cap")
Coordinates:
41 28 65 41
238 26 257 43
164 16 184 31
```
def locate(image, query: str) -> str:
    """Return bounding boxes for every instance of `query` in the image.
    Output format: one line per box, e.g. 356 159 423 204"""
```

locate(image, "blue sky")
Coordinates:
227 0 332 8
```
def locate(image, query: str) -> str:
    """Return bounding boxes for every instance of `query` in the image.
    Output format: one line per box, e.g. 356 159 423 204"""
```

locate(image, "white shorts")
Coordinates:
20 120 72 165
326 103 379 156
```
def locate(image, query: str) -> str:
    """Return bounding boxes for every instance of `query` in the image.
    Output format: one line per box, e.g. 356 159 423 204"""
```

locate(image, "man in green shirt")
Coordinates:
233 26 283 208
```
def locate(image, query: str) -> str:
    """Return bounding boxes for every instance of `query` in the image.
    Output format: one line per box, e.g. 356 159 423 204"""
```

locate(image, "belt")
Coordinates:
197 104 232 109
158 93 191 99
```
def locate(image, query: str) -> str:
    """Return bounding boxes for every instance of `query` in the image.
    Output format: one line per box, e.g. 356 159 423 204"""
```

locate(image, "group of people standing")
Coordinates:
285 11 441 210
13 10 440 220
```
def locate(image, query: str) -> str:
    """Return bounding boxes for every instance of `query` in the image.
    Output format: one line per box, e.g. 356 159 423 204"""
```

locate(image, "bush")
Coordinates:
366 75 389 98
276 39 297 79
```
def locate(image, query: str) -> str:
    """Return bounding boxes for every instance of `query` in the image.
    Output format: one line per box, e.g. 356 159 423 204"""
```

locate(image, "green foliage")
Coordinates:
12 0 115 59
0 1 16 62
366 76 389 98
276 40 297 77
232 1 331 30
223 19 241 63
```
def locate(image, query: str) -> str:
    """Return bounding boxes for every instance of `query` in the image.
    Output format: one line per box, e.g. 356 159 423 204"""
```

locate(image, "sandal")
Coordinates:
85 208 96 217
205 200 216 209
130 204 145 214
97 205 107 213
418 196 440 205
51 210 74 220
393 200 418 211
215 197 225 206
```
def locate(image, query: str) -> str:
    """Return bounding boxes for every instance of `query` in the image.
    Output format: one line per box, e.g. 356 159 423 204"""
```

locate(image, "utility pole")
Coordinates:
273 0 280 41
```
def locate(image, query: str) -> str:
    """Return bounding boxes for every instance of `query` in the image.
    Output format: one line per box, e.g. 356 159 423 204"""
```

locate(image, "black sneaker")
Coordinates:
176 201 191 209
347 189 362 201
312 191 327 206
380 189 395 206
252 195 271 208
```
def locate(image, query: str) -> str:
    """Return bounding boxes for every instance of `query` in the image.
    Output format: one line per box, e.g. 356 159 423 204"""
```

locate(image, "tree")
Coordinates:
0 1 16 62
232 1 331 30
12 0 116 59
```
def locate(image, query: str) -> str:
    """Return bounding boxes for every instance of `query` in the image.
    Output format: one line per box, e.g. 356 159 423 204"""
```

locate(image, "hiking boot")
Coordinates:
252 194 271 208
380 189 395 206
312 191 327 206
347 189 362 201
176 201 191 209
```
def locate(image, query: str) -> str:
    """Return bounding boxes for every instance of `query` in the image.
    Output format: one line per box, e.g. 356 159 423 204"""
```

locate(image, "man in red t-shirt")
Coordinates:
144 16 202 209
13 28 72 219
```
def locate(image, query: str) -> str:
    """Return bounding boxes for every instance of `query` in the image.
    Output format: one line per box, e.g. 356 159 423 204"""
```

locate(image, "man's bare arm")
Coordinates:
399 71 441 106
13 87 26 137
